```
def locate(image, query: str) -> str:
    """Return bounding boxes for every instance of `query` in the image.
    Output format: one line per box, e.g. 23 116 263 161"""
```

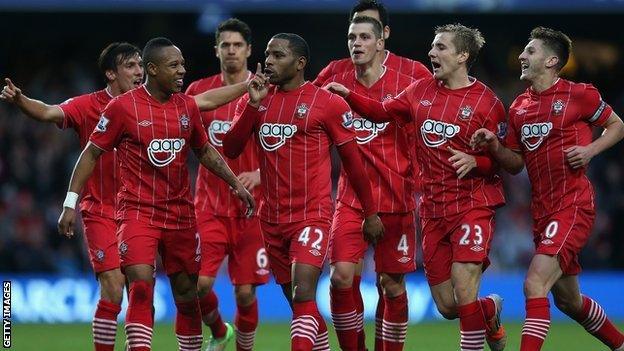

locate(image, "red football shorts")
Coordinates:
81 212 120 274
117 219 200 276
197 215 270 285
329 203 416 273
533 206 595 275
421 207 495 286
261 218 331 285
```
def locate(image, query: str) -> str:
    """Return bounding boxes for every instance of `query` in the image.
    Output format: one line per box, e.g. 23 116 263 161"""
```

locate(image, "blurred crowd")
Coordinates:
2 13 624 275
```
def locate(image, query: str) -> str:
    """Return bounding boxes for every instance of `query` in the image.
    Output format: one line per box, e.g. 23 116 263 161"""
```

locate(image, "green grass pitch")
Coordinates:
11 321 624 350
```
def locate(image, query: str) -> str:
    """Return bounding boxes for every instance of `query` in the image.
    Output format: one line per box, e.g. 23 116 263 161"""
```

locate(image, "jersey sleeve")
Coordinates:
321 95 356 146
484 98 508 142
504 110 522 152
381 80 416 125
89 99 126 152
579 84 613 126
410 60 432 80
57 96 84 130
188 98 209 149
312 61 336 87
185 80 199 96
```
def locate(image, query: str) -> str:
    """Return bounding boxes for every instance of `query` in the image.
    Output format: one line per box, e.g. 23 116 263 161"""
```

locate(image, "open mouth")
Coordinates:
431 62 441 71
175 78 184 87
264 68 274 78
352 49 365 56
132 79 142 87
520 62 529 71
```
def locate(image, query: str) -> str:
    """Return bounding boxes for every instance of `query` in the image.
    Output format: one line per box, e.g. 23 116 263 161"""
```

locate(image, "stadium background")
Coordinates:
1 0 623 350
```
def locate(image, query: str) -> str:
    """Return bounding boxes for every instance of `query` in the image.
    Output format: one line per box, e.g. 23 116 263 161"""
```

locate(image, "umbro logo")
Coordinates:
516 108 527 115
470 245 484 252
138 120 152 127
398 256 411 264
258 105 267 112
420 100 432 107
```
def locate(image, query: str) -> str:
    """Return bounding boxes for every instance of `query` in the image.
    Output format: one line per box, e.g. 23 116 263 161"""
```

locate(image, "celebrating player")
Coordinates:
185 18 267 351
471 27 624 351
328 24 509 351
323 16 415 351
57 37 256 351
222 33 384 351
1 42 143 351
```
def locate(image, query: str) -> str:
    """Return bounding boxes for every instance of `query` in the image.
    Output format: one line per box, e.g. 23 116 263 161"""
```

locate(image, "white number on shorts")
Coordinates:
195 233 201 255
256 248 268 268
545 221 559 238
298 226 324 250
459 224 483 245
397 234 409 255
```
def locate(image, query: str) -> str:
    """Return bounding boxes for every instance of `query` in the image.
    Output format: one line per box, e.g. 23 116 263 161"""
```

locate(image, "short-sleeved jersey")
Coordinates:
186 73 262 218
505 79 613 219
233 82 356 223
383 77 506 218
89 86 209 229
313 50 430 87
58 89 117 219
327 68 415 213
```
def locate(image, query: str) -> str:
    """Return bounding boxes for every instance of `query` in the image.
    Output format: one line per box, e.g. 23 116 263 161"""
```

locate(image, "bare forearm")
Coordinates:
16 95 63 123
590 115 624 156
490 144 524 175
68 144 100 193
198 144 240 188
194 82 247 111
345 92 394 123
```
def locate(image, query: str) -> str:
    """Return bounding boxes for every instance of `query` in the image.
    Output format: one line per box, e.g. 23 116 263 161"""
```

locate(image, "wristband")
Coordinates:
63 191 79 209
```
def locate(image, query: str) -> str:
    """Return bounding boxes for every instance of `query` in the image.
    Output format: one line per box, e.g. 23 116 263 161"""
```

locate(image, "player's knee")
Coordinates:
435 303 456 320
196 278 215 298
98 270 125 304
523 275 548 298
234 285 256 306
330 270 353 289
292 282 315 303
378 273 405 297
129 280 153 303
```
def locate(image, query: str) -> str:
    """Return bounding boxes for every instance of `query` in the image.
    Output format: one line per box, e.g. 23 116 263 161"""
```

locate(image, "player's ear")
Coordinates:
296 56 307 71
245 44 252 59
376 38 384 52
105 69 116 82
457 51 469 65
214 44 220 59
146 62 158 76
383 25 390 40
545 55 559 70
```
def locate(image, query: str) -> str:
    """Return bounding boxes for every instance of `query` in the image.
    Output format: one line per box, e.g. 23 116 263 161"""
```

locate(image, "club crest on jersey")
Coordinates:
458 105 473 120
420 119 461 148
147 138 186 167
295 103 309 118
521 122 552 151
119 242 128 256
351 118 389 144
179 114 190 130
95 249 105 262
552 100 565 115
258 123 297 151
341 111 354 128
95 115 110 132
208 120 231 147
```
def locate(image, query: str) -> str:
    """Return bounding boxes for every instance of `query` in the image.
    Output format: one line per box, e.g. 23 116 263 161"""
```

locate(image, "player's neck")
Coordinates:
530 73 559 93
441 73 471 90
221 69 249 86
145 80 172 103
355 62 384 88
279 75 306 92
106 84 121 97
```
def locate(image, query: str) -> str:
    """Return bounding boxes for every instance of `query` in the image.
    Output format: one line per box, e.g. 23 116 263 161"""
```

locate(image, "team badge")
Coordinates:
95 249 105 262
295 103 309 118
458 105 473 120
552 100 565 115
119 242 128 256
179 114 190 130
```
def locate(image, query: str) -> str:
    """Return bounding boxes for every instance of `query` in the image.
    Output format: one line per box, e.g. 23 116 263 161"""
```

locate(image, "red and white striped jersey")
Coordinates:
90 86 209 229
232 82 356 223
58 89 117 219
383 76 506 218
327 68 415 213
505 79 613 219
186 73 262 218
313 50 430 87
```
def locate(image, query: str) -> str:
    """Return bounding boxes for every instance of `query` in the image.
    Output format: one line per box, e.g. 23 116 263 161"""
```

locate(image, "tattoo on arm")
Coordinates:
196 144 239 188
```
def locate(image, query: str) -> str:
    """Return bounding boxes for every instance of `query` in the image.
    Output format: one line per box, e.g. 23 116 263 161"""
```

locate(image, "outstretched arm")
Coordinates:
194 143 255 217
57 142 104 237
471 128 524 174
193 81 248 111
324 82 411 123
1 78 64 124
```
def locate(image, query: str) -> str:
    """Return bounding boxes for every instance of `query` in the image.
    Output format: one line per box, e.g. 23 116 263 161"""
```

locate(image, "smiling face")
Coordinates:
348 22 383 66
264 38 302 86
215 30 251 74
428 32 467 81
518 38 556 82
148 45 186 94
110 53 144 93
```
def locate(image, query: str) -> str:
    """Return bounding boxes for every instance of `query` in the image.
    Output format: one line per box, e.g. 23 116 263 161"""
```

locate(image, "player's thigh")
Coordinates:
197 216 229 278
288 219 331 270
117 219 160 276
421 216 453 286
160 226 201 276
449 208 495 267
82 213 120 274
533 206 594 276
374 211 416 274
229 217 270 285
329 203 367 265
260 220 292 285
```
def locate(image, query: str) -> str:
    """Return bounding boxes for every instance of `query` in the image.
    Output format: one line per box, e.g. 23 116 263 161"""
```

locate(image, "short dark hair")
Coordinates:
350 0 389 28
434 23 485 69
216 18 252 45
350 15 383 39
271 33 310 62
97 42 141 74
529 26 572 71
142 37 175 67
